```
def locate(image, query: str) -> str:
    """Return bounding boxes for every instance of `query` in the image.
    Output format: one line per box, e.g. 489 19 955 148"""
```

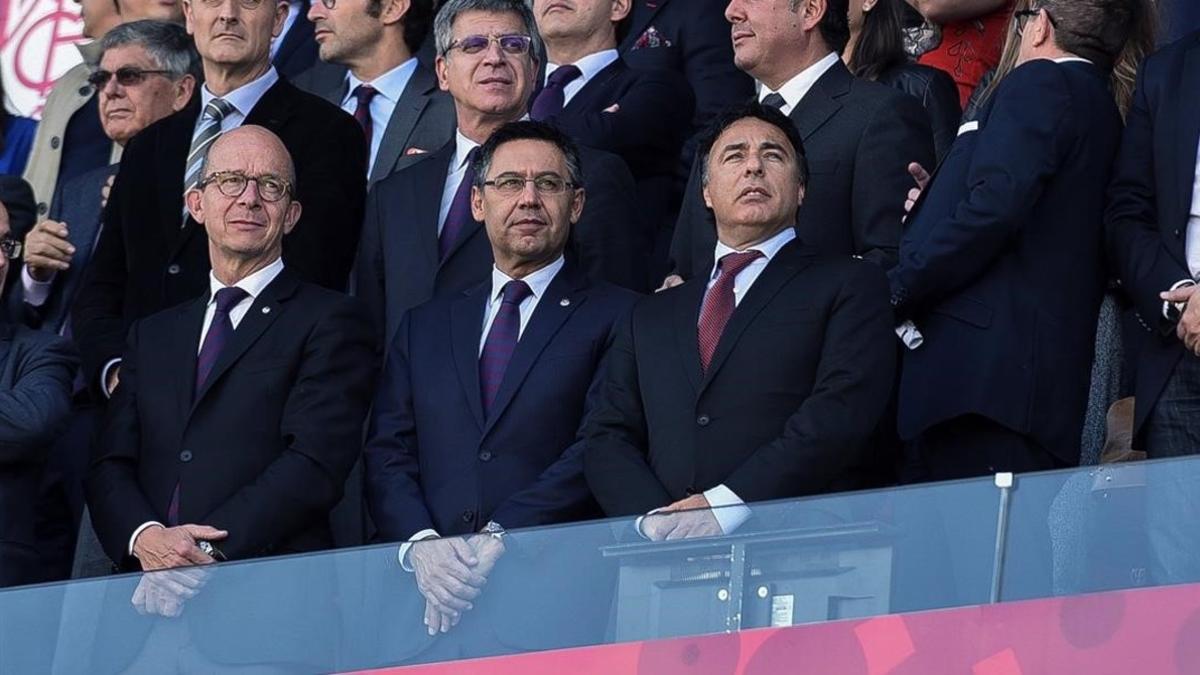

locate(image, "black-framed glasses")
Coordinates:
449 34 533 56
87 67 173 88
483 173 576 195
1014 6 1057 34
198 171 293 202
0 237 22 260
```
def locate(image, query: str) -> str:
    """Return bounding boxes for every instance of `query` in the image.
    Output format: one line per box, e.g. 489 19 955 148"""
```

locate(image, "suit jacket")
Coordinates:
71 78 367 391
879 62 961 162
272 1 320 79
538 57 694 229
293 60 456 186
1106 31 1200 437
891 60 1123 463
356 139 649 344
0 324 75 587
583 240 896 517
8 164 116 334
669 60 935 279
85 268 378 569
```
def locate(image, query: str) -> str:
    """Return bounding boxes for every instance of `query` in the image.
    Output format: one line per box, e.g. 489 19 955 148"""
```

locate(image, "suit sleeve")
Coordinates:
352 184 388 340
667 159 709 281
201 299 379 558
925 70 963 162
1105 56 1191 331
583 309 674 517
0 333 76 463
281 104 368 292
723 263 896 502
362 313 437 540
854 88 934 269
888 62 1070 315
573 150 650 292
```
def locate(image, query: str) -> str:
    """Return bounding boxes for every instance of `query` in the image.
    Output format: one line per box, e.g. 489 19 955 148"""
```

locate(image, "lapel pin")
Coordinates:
262 306 271 314
560 298 570 307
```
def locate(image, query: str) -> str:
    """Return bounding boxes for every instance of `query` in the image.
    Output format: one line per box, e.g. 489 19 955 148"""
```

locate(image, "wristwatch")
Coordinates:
198 540 227 562
481 521 506 540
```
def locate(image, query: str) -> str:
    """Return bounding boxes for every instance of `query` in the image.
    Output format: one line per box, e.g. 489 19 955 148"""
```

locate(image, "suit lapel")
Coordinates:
450 287 488 431
371 65 438 184
172 296 208 422
1177 42 1200 242
619 0 672 52
563 60 623 116
158 96 200 247
70 164 118 269
672 278 707 395
411 143 455 268
789 61 849 141
273 0 314 66
482 265 587 437
698 242 809 395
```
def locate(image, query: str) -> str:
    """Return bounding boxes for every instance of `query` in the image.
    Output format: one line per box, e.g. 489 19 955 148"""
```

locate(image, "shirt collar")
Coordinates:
546 49 619 86
200 67 280 119
452 130 481 172
344 57 419 106
759 52 839 111
710 227 796 280
207 258 285 305
1052 56 1094 65
489 256 566 304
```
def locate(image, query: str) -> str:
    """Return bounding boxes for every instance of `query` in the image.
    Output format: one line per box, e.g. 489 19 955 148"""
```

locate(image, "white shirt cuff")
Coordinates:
21 265 55 307
101 358 122 398
704 484 751 534
895 320 924 350
128 521 165 556
397 529 440 572
1164 279 1197 320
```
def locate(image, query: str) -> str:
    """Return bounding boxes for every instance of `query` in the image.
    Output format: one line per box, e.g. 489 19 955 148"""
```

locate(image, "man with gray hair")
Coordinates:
355 0 649 347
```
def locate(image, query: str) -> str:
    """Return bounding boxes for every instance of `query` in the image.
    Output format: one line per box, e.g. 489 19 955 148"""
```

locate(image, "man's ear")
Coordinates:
282 200 303 235
470 185 485 222
435 55 451 92
185 188 205 223
380 0 411 26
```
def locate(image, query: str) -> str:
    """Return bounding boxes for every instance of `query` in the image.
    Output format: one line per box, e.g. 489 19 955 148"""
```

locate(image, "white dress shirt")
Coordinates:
638 227 797 540
270 1 302 61
398 257 565 569
196 67 280 136
341 58 418 175
438 131 482 235
545 48 619 108
1188 135 1200 279
128 259 286 556
757 52 839 116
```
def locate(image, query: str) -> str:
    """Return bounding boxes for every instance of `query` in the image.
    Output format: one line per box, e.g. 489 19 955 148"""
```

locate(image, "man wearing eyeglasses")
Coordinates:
72 0 368 403
364 120 634 659
888 0 1137 479
356 0 648 349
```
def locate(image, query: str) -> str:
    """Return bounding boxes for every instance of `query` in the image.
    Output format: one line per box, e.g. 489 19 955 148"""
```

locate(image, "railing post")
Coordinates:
989 472 1014 604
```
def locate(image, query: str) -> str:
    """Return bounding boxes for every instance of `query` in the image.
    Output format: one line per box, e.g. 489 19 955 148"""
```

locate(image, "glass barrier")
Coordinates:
2 457 1196 672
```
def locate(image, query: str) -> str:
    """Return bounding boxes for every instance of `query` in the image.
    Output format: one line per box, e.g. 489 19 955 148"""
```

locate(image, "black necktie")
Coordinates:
761 93 787 111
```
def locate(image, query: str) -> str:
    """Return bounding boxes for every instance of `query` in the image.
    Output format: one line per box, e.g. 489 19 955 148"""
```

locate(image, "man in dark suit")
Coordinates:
890 0 1132 479
666 0 933 286
72 0 367 399
583 102 895 537
0 195 77 588
356 0 647 345
532 0 694 235
86 125 376 577
365 121 636 653
272 0 320 78
296 0 455 185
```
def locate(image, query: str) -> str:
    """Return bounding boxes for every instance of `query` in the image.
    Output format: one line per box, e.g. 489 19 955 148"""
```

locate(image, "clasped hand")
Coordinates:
1161 285 1200 355
409 534 505 636
642 493 723 541
130 523 226 618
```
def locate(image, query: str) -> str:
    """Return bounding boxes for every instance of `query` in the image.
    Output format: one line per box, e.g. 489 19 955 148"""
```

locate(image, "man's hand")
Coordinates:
409 537 487 635
23 219 75 282
657 274 684 292
467 533 506 579
642 494 723 541
132 524 227 571
131 566 211 618
106 365 121 396
101 173 115 210
1162 285 1200 355
902 162 931 223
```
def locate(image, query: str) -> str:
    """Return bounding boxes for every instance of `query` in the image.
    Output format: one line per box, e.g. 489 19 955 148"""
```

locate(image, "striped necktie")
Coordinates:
183 98 236 207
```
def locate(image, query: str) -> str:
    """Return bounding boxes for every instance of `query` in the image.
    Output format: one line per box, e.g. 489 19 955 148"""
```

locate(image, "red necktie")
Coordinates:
697 250 763 373
351 84 378 148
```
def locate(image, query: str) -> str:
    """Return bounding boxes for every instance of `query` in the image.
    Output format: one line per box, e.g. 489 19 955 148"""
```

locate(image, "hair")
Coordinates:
433 0 544 63
368 0 436 55
847 0 908 81
98 19 201 80
814 0 852 54
471 120 584 189
696 101 809 187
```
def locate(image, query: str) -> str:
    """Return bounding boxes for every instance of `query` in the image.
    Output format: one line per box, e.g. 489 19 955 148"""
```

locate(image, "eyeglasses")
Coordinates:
0 237 22 260
317 0 336 7
1013 7 1057 35
198 0 267 9
483 174 576 195
87 67 173 88
448 34 533 56
198 171 293 202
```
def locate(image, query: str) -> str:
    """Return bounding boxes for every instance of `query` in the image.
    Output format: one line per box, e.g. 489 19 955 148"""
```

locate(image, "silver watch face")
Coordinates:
198 541 214 555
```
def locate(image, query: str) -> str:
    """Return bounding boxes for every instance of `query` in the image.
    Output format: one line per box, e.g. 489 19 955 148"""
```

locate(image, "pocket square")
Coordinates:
633 25 672 50
404 147 429 156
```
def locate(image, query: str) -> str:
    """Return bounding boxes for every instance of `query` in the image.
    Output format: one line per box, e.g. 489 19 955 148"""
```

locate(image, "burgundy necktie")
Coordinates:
530 64 582 121
479 280 532 417
697 251 763 373
167 286 249 525
438 147 479 260
351 84 378 148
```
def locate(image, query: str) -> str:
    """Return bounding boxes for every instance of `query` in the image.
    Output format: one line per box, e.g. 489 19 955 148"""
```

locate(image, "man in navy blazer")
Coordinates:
889 0 1134 479
364 121 636 647
271 0 320 78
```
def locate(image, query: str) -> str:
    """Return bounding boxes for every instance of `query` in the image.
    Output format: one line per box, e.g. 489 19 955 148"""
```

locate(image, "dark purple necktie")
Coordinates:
351 84 378 148
530 64 582 121
167 286 248 525
438 147 480 260
479 280 532 417
697 251 763 373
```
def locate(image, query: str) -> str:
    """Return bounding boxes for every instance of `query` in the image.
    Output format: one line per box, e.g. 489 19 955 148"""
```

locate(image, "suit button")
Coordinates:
167 264 181 275
697 414 710 427
479 451 492 462
50 136 60 149
461 510 475 524
37 202 48 216
179 450 193 462
1175 229 1183 238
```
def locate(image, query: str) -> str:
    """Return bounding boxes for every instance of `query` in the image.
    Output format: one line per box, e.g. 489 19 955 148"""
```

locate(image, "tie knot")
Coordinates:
204 97 234 121
760 93 786 111
463 146 480 171
547 64 582 89
213 286 249 314
352 84 378 107
718 250 764 277
500 280 532 305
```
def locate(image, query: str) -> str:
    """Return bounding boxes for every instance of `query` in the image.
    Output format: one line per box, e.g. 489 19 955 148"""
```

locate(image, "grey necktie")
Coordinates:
183 98 236 204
